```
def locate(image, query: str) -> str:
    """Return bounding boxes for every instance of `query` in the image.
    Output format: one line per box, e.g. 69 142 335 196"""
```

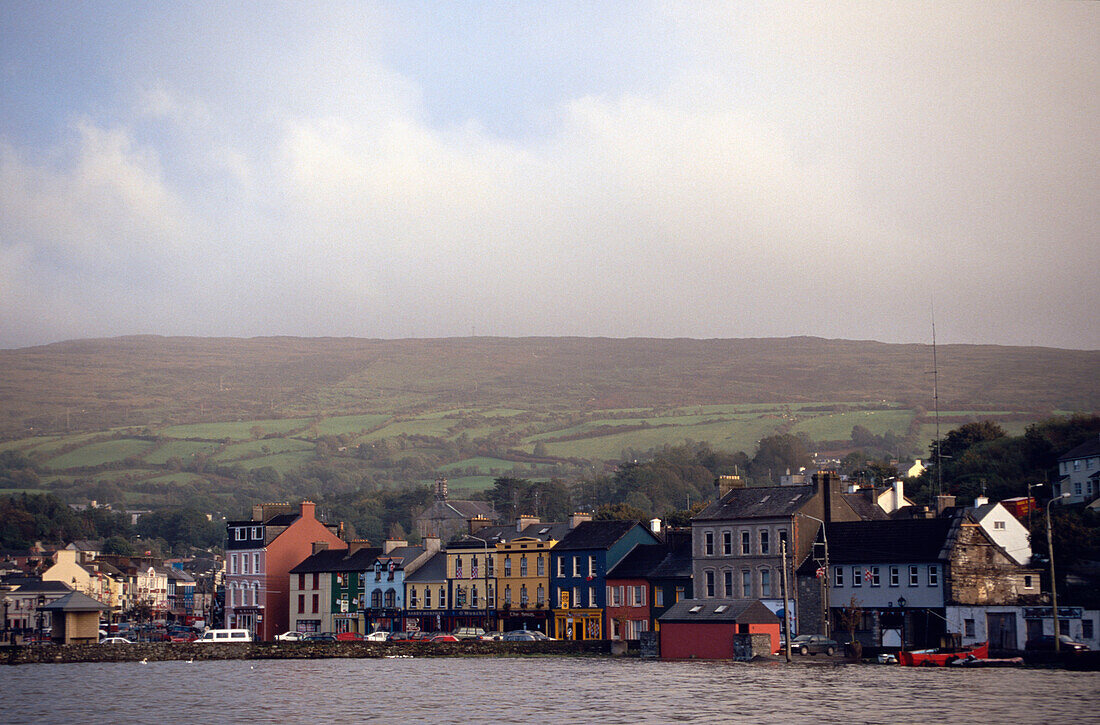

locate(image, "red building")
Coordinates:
225 501 344 641
658 599 781 660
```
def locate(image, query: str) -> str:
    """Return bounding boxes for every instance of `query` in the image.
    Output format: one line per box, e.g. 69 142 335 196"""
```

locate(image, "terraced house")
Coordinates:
362 537 439 634
288 541 378 635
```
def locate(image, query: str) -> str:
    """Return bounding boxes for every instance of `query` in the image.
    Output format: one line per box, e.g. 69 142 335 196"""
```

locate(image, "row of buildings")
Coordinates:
222 468 1098 654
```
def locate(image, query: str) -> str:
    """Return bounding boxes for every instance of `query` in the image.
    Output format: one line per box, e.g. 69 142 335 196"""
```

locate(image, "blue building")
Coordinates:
550 519 660 640
361 538 440 633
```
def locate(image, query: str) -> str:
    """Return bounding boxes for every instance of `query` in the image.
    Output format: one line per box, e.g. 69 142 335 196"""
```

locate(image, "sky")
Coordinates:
1 1 1098 350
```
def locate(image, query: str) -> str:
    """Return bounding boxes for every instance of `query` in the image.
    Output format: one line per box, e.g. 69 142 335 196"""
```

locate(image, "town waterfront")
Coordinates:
6 657 1098 724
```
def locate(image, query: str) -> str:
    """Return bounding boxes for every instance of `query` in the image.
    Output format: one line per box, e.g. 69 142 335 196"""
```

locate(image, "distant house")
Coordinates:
363 538 439 634
415 477 497 542
604 541 667 641
658 599 781 660
1056 435 1100 504
404 551 449 634
967 496 1031 566
289 541 377 636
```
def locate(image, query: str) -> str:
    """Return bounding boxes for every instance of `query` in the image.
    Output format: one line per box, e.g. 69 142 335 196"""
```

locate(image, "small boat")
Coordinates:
897 641 989 667
948 654 1024 668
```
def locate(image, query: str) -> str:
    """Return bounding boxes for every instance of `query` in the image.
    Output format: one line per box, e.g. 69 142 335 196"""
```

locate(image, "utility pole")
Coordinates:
1047 493 1069 653
781 539 792 663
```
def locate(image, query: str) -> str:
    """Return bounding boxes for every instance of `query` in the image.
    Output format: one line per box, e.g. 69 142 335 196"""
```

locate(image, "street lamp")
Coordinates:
1046 492 1070 654
3 595 10 645
1026 482 1044 535
467 534 492 631
897 596 907 648
798 513 830 638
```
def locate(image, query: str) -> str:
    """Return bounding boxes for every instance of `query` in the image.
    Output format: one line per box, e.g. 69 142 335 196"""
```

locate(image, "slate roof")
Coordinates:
3 577 74 593
799 518 955 570
378 546 424 568
647 532 694 580
448 521 572 548
1058 436 1100 462
659 598 779 624
553 520 638 552
404 552 447 583
39 591 109 612
693 485 815 522
841 493 889 521
606 543 670 579
289 547 380 574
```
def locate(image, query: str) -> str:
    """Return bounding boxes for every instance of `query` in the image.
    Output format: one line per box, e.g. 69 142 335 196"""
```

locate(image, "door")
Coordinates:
986 612 1017 651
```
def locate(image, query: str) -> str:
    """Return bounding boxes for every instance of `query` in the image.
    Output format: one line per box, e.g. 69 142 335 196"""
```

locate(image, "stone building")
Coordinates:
414 477 497 542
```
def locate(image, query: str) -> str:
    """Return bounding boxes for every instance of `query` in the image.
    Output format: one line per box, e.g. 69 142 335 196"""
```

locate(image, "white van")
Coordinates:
197 628 253 643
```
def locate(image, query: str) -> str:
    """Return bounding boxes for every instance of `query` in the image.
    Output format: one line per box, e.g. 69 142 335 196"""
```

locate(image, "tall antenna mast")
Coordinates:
932 306 942 499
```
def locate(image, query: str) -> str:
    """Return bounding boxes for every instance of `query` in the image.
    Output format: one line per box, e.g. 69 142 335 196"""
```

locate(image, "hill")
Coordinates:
1 335 1096 438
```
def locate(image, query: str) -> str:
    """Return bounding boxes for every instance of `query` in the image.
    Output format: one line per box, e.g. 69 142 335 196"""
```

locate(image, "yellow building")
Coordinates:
403 551 448 633
496 533 562 635
445 533 497 632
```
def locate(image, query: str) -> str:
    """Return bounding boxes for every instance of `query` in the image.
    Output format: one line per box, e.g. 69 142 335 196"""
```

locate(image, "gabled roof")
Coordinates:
377 546 424 568
801 518 955 569
404 552 447 583
647 532 694 580
606 543 670 579
693 485 814 522
1058 436 1100 462
659 598 779 624
289 546 379 574
3 577 74 593
553 520 640 552
449 521 572 548
841 493 889 521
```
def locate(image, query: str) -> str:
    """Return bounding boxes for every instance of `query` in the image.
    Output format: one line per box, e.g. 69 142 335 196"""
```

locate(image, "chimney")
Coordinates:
649 518 662 534
892 480 905 512
847 482 860 494
468 516 491 536
422 535 441 554
300 501 317 521
435 476 449 501
814 471 842 524
347 539 372 555
383 539 408 555
936 495 956 515
516 515 540 532
569 512 592 529
974 495 989 508
252 505 264 522
715 475 744 499
312 541 330 555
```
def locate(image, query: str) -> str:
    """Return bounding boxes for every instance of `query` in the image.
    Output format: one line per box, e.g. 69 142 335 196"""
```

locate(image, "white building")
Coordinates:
969 496 1032 566
1055 435 1100 504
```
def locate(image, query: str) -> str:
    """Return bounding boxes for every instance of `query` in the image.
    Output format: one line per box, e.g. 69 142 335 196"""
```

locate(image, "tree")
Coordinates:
749 434 811 484
594 502 647 523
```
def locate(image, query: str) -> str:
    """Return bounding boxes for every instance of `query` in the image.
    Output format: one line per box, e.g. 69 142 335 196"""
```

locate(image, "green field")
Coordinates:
211 438 314 462
355 418 461 442
45 439 156 470
144 472 209 485
157 418 313 440
307 414 391 437
439 457 521 474
142 440 220 464
222 450 316 472
535 416 786 459
789 409 915 441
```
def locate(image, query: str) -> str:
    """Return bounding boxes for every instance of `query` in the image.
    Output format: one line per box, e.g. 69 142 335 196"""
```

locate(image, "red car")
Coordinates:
336 632 365 641
429 634 459 643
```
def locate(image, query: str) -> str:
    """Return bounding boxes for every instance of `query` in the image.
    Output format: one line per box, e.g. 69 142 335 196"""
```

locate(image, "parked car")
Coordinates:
502 630 540 641
275 631 306 642
363 631 389 642
99 636 133 644
430 633 460 643
169 633 197 642
791 634 838 656
1025 634 1090 653
409 631 434 641
388 631 415 642
197 629 253 643
478 631 505 641
452 627 486 640
304 632 338 642
336 632 365 641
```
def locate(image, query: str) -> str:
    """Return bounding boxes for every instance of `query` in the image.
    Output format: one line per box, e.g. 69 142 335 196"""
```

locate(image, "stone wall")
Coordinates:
3 639 611 666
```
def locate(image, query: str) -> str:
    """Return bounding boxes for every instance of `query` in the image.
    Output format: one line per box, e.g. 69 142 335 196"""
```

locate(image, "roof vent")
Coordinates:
689 605 703 613
714 605 728 613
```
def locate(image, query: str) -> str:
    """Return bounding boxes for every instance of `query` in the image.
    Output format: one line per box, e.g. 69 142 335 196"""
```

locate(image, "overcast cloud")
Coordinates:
1 2 1097 349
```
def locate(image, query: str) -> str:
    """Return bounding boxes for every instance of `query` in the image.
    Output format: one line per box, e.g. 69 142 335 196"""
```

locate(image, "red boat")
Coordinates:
897 641 989 667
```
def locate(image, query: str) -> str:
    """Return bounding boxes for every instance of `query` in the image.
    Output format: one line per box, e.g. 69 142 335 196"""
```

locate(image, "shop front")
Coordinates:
499 607 550 634
553 609 602 640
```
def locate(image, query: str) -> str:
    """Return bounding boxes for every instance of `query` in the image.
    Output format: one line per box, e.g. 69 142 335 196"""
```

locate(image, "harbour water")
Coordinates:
5 657 1098 724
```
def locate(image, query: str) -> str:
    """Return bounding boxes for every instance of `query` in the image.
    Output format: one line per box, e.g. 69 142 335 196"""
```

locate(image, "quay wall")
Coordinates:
2 639 612 666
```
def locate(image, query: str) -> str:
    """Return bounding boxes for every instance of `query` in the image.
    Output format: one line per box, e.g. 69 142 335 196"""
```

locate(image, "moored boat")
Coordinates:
897 641 989 667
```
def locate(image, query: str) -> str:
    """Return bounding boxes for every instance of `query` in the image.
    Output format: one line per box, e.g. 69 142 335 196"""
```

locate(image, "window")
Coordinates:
674 586 685 603
633 586 645 606
384 589 395 608
889 566 900 587
1075 481 1082 495
486 556 494 577
471 557 478 579
573 587 581 607
588 555 596 576
312 573 319 590
654 588 664 607
909 565 919 587
852 567 862 587
1023 575 1033 589
537 584 545 606
537 555 545 576
928 565 939 586
455 556 463 579
409 588 418 608
705 570 715 597
425 587 431 608
610 586 621 606
230 554 238 574
1073 460 1081 471
311 593 319 613
504 557 512 576
521 584 529 605
371 590 381 608
723 531 733 555
778 529 788 547
297 594 304 614
1059 619 1070 635
741 570 752 598
759 530 770 555
724 570 734 596
993 520 1006 530
573 557 580 577
298 573 305 590
520 556 528 577
588 587 596 607
741 531 750 555
834 567 844 588
1083 619 1094 640
438 586 446 608
870 566 881 587
705 531 714 556
760 570 771 597
235 528 245 541
241 555 249 575
251 526 261 539
965 619 975 637
556 556 564 577
253 552 260 573
471 587 478 608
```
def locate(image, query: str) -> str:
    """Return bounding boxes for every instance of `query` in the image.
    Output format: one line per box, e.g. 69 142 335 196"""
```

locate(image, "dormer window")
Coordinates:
251 526 261 539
